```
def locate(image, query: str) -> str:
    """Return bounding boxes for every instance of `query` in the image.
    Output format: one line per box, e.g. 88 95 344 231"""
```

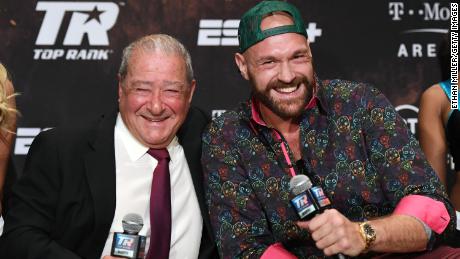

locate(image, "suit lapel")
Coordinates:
182 139 214 238
178 107 214 240
182 140 206 214
84 111 117 251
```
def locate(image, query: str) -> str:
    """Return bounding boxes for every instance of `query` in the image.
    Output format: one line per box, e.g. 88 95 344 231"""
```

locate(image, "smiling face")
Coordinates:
118 49 195 148
235 13 315 120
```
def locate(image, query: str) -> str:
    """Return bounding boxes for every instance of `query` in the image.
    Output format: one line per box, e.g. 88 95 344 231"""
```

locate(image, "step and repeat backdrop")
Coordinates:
0 0 453 175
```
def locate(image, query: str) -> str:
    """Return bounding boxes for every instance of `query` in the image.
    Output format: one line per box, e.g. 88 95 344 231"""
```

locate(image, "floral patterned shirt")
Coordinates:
201 79 456 258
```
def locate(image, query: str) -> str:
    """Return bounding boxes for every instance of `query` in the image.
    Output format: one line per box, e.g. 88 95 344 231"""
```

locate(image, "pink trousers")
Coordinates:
374 246 460 259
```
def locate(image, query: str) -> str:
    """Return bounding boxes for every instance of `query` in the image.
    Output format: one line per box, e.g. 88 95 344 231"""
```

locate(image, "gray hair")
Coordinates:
118 34 194 83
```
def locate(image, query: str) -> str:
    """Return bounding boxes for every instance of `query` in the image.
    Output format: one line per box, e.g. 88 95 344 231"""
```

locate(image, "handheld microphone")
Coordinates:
305 177 332 211
289 174 319 220
111 213 147 259
289 175 346 259
294 159 333 211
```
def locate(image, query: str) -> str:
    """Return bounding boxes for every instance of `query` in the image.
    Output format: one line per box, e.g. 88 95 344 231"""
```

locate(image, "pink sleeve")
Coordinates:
260 243 297 259
393 194 450 234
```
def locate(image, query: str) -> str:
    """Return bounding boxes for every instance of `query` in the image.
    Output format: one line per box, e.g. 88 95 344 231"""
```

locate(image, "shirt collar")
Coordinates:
115 113 179 161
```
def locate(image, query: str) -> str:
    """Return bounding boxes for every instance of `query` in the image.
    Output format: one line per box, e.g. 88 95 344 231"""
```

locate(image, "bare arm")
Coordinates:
368 214 427 252
418 84 449 184
297 209 427 256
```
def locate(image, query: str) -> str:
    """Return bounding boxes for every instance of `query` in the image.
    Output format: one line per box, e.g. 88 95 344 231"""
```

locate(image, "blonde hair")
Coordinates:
0 63 18 134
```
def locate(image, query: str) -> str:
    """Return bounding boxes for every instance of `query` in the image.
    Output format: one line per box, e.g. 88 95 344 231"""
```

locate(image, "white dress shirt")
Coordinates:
101 114 203 258
457 211 460 231
0 216 4 235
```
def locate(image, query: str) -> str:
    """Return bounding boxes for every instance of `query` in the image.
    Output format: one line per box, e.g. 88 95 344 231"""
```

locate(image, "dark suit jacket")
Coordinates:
0 107 217 259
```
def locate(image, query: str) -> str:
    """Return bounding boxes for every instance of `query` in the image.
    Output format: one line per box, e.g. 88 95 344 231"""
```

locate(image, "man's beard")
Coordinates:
251 75 314 120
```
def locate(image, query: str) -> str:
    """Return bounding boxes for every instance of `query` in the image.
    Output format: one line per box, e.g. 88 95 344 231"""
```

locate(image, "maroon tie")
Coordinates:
146 148 171 259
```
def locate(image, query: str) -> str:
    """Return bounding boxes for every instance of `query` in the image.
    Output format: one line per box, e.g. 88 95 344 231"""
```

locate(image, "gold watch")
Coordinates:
358 221 376 251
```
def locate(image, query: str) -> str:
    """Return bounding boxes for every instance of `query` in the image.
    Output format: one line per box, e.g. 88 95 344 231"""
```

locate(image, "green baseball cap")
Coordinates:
238 1 308 53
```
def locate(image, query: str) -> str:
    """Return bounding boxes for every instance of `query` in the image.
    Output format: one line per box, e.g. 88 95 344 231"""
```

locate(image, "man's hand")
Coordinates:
102 256 125 259
297 209 366 257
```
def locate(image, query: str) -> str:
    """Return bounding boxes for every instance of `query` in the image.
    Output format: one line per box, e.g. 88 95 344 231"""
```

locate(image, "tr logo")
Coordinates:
117 236 134 248
35 1 119 46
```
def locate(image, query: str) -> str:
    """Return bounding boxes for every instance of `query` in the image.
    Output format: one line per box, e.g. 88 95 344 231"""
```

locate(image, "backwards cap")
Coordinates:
238 1 308 53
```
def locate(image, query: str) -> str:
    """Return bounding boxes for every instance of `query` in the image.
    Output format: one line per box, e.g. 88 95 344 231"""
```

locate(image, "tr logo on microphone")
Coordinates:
291 193 316 218
116 235 135 249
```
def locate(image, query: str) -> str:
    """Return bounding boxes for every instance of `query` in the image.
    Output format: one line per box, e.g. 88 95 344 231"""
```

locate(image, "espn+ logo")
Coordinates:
197 19 322 46
34 1 119 60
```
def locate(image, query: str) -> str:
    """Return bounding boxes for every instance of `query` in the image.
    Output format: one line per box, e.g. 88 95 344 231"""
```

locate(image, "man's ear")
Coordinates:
187 79 196 104
117 74 123 100
306 39 313 59
235 53 249 80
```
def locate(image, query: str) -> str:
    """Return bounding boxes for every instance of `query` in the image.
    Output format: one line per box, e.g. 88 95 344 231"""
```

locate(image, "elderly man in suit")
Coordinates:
0 34 217 259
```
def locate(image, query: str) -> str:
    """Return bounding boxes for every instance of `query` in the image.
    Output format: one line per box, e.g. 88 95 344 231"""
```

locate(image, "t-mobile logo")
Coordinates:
35 1 119 46
389 2 404 21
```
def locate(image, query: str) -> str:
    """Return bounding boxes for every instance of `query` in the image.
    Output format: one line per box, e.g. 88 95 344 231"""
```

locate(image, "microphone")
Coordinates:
111 213 147 259
289 175 346 259
289 174 319 220
305 176 332 211
294 159 333 211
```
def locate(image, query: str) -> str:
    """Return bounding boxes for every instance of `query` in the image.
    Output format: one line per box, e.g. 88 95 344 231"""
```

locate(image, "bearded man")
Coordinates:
201 1 459 258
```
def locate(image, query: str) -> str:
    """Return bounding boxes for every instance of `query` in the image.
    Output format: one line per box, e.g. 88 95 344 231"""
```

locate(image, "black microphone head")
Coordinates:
122 213 144 235
289 174 312 195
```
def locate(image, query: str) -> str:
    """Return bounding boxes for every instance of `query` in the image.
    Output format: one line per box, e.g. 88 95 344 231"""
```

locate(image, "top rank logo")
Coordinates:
34 1 119 60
